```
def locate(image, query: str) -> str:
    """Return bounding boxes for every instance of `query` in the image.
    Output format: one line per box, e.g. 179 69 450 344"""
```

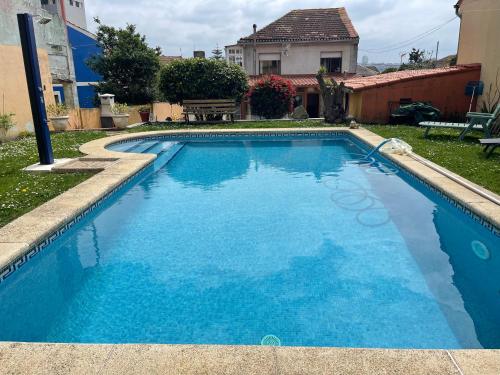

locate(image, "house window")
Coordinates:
260 60 281 74
259 53 281 74
69 0 73 5
320 52 342 73
75 1 80 7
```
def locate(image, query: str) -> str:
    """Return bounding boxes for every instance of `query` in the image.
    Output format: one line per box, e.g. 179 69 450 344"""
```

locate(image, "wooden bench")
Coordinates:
182 99 236 123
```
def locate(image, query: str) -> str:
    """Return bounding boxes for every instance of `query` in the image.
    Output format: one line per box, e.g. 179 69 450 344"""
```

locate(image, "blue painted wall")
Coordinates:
67 25 101 82
67 24 102 108
53 86 65 103
77 86 98 108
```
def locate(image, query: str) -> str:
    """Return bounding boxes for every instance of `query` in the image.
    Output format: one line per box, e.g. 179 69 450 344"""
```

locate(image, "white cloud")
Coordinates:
84 0 460 63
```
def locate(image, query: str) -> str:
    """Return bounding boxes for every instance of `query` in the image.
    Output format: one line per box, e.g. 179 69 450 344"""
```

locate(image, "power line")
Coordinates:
359 16 458 54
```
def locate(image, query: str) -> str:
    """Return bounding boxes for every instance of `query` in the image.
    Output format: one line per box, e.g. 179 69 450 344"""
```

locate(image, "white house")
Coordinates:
226 8 359 118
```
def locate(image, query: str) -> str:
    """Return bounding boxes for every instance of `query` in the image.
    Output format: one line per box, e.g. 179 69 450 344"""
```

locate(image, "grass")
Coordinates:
0 131 106 227
1 121 498 227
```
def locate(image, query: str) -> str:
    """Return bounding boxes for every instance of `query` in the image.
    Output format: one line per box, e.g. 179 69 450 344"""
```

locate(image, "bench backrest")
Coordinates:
183 99 236 113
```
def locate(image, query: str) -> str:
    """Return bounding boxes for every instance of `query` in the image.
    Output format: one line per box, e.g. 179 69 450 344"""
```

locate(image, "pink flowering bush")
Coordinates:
247 75 296 119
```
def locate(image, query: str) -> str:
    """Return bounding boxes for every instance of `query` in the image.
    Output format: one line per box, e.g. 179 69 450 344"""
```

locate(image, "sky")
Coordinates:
84 0 460 64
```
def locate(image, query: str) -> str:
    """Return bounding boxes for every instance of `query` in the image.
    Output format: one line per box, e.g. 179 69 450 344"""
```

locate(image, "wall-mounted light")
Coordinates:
33 14 52 24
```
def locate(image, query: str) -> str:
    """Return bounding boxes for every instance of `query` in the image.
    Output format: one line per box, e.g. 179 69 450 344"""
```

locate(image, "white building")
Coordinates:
225 45 244 67
228 8 359 118
42 0 88 29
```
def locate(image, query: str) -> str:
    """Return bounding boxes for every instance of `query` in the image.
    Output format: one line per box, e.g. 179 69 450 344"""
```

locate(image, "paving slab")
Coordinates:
274 347 461 375
450 350 500 375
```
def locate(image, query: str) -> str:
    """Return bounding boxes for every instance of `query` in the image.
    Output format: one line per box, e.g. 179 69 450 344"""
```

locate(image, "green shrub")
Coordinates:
158 58 248 104
0 113 15 131
248 75 296 119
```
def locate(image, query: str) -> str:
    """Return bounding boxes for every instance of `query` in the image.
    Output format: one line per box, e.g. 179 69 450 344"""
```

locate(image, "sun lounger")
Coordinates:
420 105 500 140
480 138 500 157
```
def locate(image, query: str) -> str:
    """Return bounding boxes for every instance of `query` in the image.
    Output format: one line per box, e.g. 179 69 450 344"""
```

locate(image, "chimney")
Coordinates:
193 50 206 58
253 24 257 75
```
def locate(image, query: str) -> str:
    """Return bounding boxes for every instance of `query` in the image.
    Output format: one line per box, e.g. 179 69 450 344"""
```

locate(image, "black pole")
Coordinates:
17 13 54 165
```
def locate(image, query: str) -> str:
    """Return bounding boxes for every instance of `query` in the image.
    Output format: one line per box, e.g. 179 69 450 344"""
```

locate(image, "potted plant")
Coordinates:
111 103 130 128
0 113 15 142
46 103 70 131
138 105 151 122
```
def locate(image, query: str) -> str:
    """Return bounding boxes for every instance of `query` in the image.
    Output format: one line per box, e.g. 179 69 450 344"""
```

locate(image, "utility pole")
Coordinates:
435 41 440 61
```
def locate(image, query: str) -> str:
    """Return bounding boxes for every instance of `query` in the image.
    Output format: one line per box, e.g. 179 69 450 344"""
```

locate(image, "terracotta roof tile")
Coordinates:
248 74 355 88
239 8 358 44
248 64 481 90
344 64 481 91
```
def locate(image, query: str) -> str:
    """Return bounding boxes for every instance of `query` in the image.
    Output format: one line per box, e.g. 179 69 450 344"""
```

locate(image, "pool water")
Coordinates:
0 136 499 348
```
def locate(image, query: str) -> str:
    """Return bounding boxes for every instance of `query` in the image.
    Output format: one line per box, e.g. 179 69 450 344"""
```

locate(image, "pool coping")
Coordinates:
0 127 499 374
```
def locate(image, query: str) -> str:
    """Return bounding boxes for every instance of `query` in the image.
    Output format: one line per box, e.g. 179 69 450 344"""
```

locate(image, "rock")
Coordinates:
291 105 309 120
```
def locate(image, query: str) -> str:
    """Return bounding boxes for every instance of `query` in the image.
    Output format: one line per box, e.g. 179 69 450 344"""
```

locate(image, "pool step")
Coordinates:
109 140 143 153
128 140 160 153
143 141 177 155
154 142 185 171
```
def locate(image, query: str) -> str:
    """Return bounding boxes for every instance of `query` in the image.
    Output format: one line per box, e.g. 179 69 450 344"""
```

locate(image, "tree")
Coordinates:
408 48 425 64
248 75 295 119
158 58 248 105
211 45 224 60
399 48 436 71
87 18 161 104
316 67 351 123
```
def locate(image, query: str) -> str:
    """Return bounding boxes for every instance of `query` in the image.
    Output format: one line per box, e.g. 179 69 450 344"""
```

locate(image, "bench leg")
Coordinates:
487 144 498 158
458 127 470 141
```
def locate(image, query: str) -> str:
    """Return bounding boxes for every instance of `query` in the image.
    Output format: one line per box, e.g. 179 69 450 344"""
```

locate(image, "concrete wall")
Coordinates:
49 102 184 130
456 0 500 111
1 0 75 89
349 69 481 123
0 45 56 137
242 41 358 75
0 0 76 137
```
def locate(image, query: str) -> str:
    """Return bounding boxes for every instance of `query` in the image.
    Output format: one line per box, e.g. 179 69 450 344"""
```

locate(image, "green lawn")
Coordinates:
0 122 498 228
0 131 106 227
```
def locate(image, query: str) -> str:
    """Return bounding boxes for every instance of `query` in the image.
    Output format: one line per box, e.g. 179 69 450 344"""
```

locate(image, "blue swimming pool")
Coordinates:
0 134 498 348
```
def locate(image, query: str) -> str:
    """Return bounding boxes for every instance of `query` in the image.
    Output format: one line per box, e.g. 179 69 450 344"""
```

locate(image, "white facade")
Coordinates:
41 0 87 29
64 0 87 29
225 45 244 67
239 41 358 76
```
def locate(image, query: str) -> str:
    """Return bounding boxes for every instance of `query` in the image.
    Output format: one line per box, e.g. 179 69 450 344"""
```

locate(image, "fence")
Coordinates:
57 102 183 130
